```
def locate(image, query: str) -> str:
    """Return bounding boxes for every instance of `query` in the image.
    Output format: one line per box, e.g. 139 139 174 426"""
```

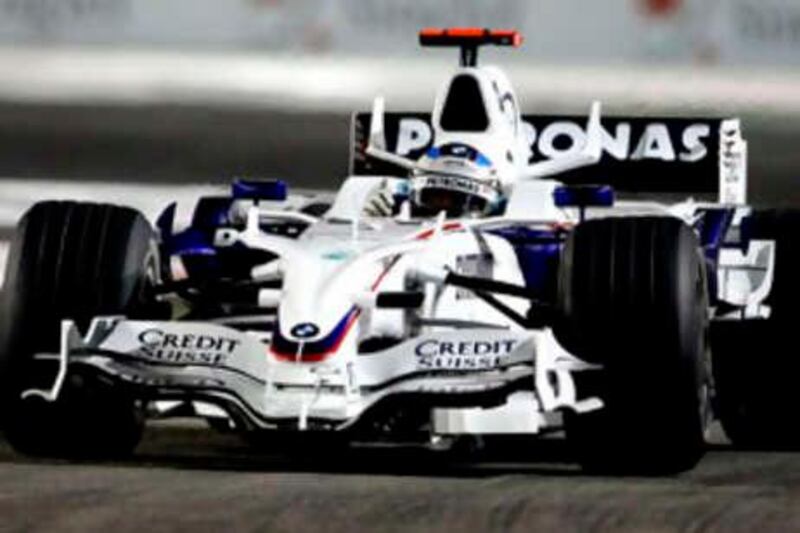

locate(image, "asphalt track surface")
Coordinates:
0 423 797 532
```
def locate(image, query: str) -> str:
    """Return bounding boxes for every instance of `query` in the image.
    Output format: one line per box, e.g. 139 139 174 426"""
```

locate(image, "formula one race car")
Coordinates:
0 28 795 473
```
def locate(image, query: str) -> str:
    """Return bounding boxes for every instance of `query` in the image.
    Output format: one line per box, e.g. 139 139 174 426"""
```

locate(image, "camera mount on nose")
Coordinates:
419 27 523 67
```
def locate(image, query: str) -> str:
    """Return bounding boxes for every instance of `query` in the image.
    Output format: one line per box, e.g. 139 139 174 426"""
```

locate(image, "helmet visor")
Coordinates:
417 187 488 217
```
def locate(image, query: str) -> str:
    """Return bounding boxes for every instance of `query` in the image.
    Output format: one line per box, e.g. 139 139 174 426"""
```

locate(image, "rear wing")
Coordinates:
419 27 522 67
349 113 748 204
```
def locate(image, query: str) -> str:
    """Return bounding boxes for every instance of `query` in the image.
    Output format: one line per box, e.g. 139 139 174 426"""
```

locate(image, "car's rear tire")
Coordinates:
712 209 800 448
0 201 158 458
557 216 710 474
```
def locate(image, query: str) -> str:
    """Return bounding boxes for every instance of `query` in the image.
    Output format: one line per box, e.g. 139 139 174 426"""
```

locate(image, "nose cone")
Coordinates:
275 251 355 340
268 244 386 362
271 306 361 363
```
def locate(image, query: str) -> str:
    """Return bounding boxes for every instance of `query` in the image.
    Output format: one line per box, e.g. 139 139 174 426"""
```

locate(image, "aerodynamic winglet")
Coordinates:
524 101 603 181
365 96 418 171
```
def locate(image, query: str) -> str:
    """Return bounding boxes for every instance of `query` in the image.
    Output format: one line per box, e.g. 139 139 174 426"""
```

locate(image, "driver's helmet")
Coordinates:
411 143 503 218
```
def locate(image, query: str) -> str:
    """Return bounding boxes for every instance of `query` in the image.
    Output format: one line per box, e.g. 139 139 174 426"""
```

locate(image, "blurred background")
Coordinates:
0 0 798 247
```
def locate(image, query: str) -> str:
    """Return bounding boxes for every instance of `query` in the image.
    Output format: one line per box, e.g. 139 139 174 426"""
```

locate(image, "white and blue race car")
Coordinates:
0 28 792 473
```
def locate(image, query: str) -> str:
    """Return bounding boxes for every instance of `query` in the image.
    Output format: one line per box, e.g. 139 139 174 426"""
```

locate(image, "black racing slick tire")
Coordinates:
557 216 710 475
0 201 158 458
712 209 800 448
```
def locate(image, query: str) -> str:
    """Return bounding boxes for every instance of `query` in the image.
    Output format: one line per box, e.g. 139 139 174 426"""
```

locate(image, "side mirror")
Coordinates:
232 178 288 201
553 184 614 221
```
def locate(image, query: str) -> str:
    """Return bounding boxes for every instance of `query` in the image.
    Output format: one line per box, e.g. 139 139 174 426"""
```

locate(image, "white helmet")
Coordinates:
411 143 504 217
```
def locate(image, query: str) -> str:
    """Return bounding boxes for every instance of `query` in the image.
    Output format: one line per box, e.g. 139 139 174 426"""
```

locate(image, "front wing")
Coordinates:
24 317 602 434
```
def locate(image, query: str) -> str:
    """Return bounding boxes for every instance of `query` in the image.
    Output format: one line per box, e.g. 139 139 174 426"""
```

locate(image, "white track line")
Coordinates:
1 47 800 116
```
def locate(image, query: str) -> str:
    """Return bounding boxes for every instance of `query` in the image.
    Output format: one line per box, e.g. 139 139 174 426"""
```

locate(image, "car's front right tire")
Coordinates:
557 216 710 475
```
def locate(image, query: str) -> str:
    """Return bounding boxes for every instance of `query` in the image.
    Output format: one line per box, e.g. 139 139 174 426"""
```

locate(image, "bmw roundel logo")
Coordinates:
291 323 320 339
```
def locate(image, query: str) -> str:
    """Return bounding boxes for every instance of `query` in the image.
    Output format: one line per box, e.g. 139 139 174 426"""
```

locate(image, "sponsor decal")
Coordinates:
395 118 432 157
353 112 730 195
414 339 518 370
392 117 710 164
422 174 481 193
526 120 710 163
718 119 747 204
137 329 240 366
290 322 320 339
